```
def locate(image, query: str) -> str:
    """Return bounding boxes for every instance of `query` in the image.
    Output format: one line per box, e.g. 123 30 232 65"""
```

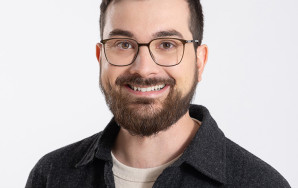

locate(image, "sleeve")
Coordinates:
25 157 48 188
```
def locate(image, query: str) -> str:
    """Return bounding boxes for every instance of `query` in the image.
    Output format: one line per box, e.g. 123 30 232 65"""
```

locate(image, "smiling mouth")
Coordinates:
127 84 166 92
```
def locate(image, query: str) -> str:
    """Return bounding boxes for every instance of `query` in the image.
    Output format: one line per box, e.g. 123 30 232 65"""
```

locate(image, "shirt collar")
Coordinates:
173 105 227 184
76 105 226 184
75 118 120 167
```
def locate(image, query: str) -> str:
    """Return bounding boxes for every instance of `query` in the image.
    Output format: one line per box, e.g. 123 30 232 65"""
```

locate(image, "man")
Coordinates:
26 0 291 187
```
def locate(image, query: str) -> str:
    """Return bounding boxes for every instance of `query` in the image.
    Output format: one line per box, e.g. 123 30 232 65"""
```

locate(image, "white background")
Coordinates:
0 0 297 187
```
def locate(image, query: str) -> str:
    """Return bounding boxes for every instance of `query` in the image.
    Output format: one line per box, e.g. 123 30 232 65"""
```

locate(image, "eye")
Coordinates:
116 41 133 49
161 42 173 49
159 41 176 50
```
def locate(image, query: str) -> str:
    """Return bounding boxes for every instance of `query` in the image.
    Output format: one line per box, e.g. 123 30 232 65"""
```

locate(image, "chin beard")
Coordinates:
100 70 198 137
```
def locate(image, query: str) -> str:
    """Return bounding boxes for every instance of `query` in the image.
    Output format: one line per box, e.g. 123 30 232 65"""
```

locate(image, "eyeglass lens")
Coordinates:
104 38 184 66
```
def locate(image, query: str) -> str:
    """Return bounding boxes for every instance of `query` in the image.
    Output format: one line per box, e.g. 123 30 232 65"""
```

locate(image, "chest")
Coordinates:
45 163 225 188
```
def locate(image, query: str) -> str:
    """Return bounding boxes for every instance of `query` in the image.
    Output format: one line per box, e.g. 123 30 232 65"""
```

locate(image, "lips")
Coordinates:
127 84 166 92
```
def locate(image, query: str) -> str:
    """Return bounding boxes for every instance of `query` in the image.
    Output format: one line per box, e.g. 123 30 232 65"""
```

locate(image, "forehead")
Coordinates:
103 0 192 41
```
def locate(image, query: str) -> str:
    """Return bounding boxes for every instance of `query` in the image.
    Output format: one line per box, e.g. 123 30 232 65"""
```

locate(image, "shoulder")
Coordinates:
40 132 102 167
225 138 291 187
25 132 103 187
43 132 102 165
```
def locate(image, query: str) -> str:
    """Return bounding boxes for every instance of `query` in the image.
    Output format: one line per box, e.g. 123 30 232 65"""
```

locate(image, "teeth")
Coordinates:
129 84 166 92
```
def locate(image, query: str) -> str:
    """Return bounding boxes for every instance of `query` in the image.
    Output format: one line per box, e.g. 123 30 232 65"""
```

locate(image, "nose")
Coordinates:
128 46 160 77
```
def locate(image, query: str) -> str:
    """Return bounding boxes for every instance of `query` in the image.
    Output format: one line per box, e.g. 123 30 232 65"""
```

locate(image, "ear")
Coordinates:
196 44 208 82
96 43 102 63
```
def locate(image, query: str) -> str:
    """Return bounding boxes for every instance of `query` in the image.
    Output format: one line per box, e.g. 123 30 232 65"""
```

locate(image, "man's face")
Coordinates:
99 0 204 136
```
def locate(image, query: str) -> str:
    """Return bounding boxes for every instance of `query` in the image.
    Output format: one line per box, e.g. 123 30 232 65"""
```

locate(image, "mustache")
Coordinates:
115 74 176 86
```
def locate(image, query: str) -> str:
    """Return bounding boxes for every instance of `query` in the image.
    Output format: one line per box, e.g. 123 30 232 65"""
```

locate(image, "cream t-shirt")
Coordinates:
111 152 181 188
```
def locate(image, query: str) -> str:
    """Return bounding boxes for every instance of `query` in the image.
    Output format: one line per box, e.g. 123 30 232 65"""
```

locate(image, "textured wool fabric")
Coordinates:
25 105 291 188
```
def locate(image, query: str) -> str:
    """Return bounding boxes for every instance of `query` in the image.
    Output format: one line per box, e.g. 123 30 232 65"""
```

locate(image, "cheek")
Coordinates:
100 60 114 88
168 64 195 93
100 61 109 85
170 53 197 90
100 61 128 87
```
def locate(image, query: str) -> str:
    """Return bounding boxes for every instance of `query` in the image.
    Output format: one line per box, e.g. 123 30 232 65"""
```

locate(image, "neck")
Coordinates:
112 111 200 168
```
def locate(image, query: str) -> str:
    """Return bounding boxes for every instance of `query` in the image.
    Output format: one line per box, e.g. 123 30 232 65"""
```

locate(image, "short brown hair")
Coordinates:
99 0 204 49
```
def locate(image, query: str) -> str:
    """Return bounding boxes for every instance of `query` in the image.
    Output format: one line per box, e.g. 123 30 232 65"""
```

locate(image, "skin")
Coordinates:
96 0 208 168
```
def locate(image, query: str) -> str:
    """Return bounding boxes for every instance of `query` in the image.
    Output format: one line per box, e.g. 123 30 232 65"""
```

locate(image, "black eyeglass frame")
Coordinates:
100 38 199 67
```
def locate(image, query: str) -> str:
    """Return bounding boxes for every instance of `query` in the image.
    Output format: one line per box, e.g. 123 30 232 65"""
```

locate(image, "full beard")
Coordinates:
100 69 198 137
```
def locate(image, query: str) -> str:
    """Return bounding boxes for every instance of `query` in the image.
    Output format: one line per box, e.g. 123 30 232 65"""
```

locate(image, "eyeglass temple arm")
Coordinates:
185 40 199 43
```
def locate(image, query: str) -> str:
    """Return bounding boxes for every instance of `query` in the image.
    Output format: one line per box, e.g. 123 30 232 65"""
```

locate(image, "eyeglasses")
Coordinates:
100 38 199 67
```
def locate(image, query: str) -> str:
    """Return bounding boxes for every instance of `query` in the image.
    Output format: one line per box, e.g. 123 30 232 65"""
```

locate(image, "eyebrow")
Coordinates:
108 29 134 38
153 30 184 39
107 29 184 39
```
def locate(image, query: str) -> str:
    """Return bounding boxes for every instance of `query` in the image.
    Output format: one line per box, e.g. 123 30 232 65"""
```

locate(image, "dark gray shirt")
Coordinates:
26 105 291 187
